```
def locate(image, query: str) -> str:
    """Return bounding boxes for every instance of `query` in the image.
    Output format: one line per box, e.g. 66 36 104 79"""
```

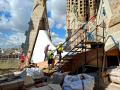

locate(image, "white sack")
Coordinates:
26 67 44 79
63 74 94 90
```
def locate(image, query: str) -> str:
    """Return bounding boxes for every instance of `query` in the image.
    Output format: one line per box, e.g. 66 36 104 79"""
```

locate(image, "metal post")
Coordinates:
102 20 105 73
118 43 120 65
85 29 87 65
96 27 99 89
96 25 99 68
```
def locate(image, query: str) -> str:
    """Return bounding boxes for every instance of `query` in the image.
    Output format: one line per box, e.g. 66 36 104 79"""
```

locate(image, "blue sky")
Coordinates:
0 0 66 48
46 0 67 45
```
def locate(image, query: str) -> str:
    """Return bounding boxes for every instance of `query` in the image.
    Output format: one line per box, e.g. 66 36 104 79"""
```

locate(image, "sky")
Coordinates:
47 0 66 45
0 0 66 48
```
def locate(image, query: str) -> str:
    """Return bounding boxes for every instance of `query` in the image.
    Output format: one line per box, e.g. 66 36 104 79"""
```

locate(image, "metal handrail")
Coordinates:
62 14 97 47
105 35 119 48
63 23 103 58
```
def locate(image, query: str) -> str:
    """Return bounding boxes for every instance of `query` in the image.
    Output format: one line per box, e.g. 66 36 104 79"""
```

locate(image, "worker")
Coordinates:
48 50 54 70
19 52 26 70
56 43 63 63
44 44 50 61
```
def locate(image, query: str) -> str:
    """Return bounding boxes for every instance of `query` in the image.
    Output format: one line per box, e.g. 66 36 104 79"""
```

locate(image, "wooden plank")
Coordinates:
106 49 119 56
81 41 103 44
30 84 62 90
62 48 104 72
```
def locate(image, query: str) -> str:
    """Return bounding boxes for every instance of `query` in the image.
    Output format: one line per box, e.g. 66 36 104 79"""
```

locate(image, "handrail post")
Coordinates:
102 20 105 73
85 29 87 65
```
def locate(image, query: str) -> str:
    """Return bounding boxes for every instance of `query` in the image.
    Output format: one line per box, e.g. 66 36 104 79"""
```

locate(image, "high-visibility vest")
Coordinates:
48 51 54 59
57 44 63 53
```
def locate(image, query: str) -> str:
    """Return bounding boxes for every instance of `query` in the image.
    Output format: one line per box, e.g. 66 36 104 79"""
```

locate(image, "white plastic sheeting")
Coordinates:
63 74 94 90
31 30 56 63
26 67 44 79
31 30 67 63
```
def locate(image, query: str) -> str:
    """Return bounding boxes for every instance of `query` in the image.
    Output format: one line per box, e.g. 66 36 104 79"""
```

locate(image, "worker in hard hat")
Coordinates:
47 50 54 70
56 43 63 63
44 44 50 61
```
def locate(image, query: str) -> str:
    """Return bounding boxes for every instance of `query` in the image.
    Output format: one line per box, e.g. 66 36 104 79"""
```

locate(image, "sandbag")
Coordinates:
52 72 69 84
24 76 34 86
63 74 94 90
26 67 44 79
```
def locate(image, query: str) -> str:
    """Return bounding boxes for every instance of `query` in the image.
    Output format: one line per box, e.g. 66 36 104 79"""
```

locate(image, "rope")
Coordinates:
80 75 85 90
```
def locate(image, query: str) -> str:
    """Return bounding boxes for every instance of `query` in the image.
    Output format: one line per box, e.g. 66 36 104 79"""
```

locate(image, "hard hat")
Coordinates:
59 42 62 45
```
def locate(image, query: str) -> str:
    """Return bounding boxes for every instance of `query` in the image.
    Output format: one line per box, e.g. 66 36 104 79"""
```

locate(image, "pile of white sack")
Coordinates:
25 67 44 79
63 74 95 90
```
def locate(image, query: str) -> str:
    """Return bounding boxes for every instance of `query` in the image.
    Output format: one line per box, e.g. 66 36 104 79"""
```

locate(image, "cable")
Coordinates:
80 75 85 90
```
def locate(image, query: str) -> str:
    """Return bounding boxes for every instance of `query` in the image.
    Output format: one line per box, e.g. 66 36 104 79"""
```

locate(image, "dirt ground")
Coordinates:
37 60 58 69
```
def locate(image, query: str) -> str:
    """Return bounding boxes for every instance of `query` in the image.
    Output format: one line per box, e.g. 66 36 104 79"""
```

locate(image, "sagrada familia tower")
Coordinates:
24 0 50 63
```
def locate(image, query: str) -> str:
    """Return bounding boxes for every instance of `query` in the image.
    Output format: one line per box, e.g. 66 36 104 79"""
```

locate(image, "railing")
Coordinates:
63 31 91 58
62 15 97 50
63 22 105 58
105 35 119 49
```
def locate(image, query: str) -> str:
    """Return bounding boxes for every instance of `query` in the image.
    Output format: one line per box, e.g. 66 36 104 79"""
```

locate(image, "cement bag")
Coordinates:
52 72 69 84
26 67 44 79
108 67 120 84
63 74 94 90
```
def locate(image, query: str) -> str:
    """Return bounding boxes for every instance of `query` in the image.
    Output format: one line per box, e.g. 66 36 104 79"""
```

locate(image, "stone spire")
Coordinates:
24 0 50 62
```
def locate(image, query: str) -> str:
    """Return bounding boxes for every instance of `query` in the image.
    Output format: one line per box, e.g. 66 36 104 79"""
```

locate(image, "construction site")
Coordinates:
0 0 120 90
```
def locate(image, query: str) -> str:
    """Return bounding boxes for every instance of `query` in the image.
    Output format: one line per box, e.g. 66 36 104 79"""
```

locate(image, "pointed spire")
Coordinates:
24 0 50 63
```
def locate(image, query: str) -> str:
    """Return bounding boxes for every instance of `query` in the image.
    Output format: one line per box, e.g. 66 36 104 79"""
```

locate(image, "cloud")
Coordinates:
46 0 52 13
47 0 66 30
56 23 65 29
0 32 26 48
48 17 54 29
0 0 66 48
0 0 33 32
51 32 65 46
8 32 26 45
0 0 33 48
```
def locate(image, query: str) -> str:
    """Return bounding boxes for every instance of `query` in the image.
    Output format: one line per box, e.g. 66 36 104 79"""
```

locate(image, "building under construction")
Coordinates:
66 0 100 48
0 0 120 90
23 0 120 78
21 0 120 89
